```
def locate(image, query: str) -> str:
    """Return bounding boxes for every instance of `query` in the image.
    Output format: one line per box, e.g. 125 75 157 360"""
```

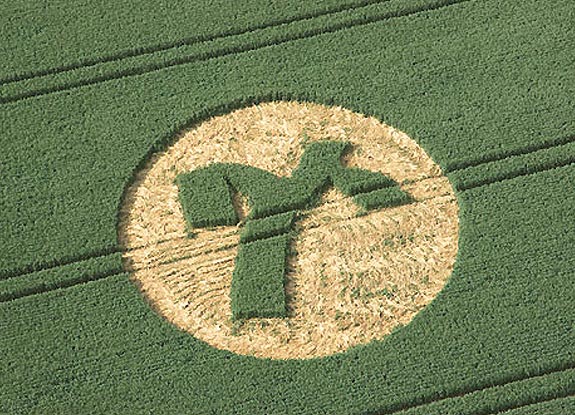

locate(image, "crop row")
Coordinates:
0 252 123 302
0 0 456 104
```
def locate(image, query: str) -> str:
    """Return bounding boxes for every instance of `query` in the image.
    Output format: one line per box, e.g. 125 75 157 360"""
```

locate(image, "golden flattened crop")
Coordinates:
118 101 459 359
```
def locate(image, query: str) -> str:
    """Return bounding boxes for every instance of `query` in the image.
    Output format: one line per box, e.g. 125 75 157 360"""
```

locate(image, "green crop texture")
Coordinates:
240 212 296 243
354 186 413 211
176 140 408 319
1 0 575 413
231 234 292 319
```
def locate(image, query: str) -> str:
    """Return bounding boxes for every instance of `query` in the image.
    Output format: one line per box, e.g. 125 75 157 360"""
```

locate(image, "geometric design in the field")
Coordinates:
176 140 411 320
118 101 459 359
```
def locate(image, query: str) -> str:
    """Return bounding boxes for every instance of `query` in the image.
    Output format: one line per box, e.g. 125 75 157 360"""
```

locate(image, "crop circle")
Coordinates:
118 101 459 359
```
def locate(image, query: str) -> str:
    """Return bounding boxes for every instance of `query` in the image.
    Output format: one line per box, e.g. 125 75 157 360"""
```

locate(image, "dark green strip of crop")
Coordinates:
445 133 575 173
0 245 120 281
0 252 123 302
334 167 396 195
354 186 413 211
240 212 296 244
0 0 472 105
231 235 291 319
392 368 575 415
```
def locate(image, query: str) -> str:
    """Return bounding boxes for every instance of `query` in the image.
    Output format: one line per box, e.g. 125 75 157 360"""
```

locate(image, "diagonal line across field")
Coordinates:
444 133 575 173
0 175 452 287
479 395 575 415
0 0 474 105
380 366 575 415
0 0 396 86
1 258 573 415
3 152 575 285
448 137 575 191
495 395 575 415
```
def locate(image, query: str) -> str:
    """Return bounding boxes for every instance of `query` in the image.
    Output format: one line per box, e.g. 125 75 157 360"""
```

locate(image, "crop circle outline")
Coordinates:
118 101 459 359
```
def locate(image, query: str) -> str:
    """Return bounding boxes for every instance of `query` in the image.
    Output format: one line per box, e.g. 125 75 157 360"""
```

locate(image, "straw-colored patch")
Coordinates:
118 101 459 359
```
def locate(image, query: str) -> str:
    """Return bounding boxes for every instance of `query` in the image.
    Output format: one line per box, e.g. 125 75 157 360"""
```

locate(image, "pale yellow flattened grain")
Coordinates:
118 101 459 359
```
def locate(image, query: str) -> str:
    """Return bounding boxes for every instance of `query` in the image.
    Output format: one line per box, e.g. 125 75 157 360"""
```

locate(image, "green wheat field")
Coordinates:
1 0 574 413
